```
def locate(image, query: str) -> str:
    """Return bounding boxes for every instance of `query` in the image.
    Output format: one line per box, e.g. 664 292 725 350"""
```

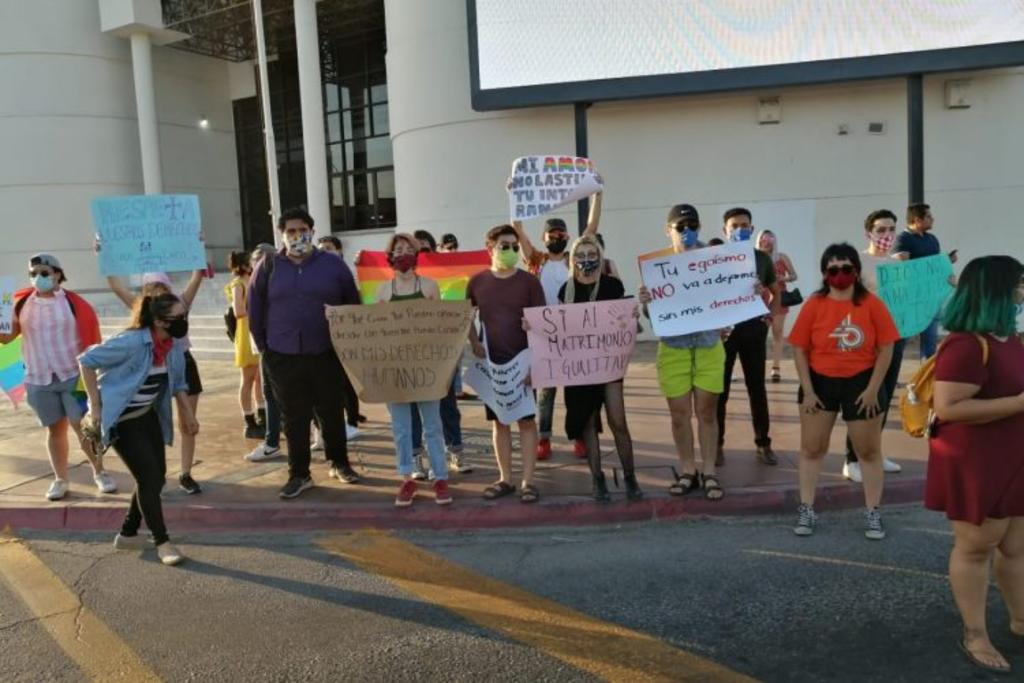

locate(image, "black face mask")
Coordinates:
166 318 189 339
546 238 568 254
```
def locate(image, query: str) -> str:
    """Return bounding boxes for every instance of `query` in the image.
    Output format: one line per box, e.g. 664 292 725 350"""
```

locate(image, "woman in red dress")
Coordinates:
928 255 1024 675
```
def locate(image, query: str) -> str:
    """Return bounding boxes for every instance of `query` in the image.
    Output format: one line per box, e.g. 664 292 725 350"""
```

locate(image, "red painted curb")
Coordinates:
0 478 925 534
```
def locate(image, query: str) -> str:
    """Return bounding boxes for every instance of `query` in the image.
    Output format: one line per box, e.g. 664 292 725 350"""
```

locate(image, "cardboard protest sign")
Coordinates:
355 251 490 304
524 300 638 388
326 299 474 403
508 155 602 221
0 277 15 334
639 241 769 337
876 255 954 338
464 348 536 425
91 194 205 275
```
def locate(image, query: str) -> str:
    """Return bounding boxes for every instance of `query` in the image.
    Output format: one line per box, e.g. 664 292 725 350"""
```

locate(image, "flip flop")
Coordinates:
958 639 1011 675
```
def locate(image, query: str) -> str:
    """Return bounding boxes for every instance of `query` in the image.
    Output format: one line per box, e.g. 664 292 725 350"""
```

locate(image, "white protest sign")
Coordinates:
464 348 536 425
508 155 602 221
639 241 769 337
0 277 15 334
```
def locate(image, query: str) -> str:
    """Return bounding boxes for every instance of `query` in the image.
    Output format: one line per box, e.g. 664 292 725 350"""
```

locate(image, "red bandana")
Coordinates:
150 328 173 367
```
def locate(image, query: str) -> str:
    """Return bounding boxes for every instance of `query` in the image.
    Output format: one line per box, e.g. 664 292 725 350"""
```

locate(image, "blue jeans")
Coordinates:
411 379 462 451
919 318 940 360
260 355 281 449
388 400 447 480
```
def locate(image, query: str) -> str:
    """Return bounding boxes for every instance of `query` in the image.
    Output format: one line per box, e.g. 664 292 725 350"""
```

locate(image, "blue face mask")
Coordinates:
682 229 700 248
730 228 753 242
31 275 54 293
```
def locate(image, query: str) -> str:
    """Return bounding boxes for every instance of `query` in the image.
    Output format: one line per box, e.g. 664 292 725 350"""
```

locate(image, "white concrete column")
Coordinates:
129 31 162 194
293 0 330 230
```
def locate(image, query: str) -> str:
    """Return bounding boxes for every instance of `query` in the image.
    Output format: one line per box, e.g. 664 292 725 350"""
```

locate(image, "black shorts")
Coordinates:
797 368 887 422
484 402 536 424
184 351 203 396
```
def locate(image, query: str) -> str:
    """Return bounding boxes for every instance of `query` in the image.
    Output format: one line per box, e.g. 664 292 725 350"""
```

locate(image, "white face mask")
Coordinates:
285 233 313 256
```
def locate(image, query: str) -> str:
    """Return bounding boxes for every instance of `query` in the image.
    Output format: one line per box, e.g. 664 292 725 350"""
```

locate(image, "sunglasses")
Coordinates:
826 265 856 276
497 243 520 252
672 220 700 232
30 269 53 278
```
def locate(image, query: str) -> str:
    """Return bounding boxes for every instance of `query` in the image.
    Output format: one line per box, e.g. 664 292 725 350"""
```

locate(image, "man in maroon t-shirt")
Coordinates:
467 224 546 503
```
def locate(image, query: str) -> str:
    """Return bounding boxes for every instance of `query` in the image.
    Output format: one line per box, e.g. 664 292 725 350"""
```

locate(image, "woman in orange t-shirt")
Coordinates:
787 243 900 540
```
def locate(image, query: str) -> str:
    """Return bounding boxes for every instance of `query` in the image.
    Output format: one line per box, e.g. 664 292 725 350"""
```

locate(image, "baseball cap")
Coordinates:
441 233 458 246
29 253 62 271
142 272 173 288
544 218 568 233
666 204 700 226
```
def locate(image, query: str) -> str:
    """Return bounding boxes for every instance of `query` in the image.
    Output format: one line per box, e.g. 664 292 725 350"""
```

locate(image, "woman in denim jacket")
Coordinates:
79 293 199 566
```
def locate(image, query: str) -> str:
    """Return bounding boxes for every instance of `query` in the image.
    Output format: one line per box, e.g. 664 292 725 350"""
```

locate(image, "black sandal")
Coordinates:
702 473 724 501
668 472 699 496
958 637 1011 675
520 484 540 504
482 481 515 500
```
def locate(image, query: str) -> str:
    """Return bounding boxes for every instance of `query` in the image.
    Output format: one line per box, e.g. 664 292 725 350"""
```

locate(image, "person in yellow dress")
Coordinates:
225 251 265 439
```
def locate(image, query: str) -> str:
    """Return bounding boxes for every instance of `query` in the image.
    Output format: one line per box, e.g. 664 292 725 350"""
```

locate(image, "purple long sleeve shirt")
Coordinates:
247 249 360 355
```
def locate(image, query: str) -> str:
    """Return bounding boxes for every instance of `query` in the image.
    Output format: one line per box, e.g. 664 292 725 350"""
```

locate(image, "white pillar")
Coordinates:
129 31 162 194
293 0 330 231
253 0 281 239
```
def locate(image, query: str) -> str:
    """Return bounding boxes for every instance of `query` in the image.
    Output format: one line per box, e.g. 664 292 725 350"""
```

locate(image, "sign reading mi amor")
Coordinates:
507 155 602 221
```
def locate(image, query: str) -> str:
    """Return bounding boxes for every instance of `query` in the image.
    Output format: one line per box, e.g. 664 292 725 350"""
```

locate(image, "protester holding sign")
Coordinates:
788 244 899 540
513 177 603 462
555 235 643 502
716 209 779 468
467 224 546 503
373 233 453 507
756 230 798 383
0 254 116 501
637 204 727 501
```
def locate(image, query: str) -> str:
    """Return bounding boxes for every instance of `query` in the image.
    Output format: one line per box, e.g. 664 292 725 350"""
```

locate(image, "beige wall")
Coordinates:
383 0 1024 332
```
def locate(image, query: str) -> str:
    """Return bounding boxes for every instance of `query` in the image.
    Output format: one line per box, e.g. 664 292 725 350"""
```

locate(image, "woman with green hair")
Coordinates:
927 255 1024 675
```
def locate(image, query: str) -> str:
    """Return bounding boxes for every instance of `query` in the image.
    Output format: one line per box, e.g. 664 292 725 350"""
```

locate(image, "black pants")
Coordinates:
717 319 771 448
112 409 169 545
264 350 350 479
340 368 360 428
846 338 906 463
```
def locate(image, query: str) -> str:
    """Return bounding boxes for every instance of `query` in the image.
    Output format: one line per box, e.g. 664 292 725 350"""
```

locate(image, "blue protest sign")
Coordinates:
876 255 954 339
91 195 205 275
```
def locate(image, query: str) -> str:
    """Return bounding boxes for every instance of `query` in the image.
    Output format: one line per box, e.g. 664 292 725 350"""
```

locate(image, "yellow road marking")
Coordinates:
320 531 756 683
743 549 947 581
0 533 161 682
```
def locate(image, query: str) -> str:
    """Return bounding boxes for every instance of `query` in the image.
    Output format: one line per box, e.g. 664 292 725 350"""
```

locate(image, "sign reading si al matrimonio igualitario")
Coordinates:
507 155 602 221
639 241 769 337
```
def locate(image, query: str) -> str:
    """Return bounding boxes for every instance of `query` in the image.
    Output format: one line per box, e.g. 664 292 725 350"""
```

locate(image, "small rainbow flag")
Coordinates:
0 338 26 407
356 250 491 304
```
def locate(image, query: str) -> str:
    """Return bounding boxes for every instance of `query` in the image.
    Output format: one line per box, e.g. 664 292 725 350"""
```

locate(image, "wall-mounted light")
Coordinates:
198 117 210 129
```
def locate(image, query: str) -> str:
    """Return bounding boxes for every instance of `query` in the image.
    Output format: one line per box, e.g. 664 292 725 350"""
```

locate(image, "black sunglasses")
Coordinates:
30 269 53 278
672 220 700 232
497 243 520 252
826 265 856 276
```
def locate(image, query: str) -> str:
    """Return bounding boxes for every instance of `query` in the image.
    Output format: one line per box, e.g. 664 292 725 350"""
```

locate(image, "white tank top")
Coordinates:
538 258 569 306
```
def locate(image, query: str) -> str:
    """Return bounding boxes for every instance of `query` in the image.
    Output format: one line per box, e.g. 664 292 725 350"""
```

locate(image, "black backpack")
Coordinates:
224 305 237 342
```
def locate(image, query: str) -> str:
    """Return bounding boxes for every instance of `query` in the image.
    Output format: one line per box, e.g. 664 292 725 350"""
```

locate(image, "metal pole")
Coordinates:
574 102 589 235
252 0 281 244
129 32 162 194
293 0 331 234
907 74 924 204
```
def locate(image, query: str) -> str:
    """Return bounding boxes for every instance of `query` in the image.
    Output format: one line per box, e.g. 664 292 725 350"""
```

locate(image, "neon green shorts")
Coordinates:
656 341 726 398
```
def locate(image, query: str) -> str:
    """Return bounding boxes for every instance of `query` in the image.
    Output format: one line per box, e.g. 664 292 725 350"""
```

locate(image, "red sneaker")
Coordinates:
395 480 417 507
574 440 587 459
536 438 552 461
433 479 453 505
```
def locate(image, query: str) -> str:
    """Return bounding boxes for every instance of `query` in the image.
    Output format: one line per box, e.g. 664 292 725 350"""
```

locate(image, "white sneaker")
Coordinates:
46 479 69 501
346 425 361 441
93 471 118 494
113 533 147 550
882 458 902 473
842 462 863 483
411 450 428 481
245 444 281 462
157 543 185 566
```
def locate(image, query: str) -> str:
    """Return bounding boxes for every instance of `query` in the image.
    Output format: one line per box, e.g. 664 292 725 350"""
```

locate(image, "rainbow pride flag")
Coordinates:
356 250 491 304
0 338 26 407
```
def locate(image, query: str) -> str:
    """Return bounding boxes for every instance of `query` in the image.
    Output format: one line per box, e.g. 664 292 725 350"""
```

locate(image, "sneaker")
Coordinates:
536 438 552 461
346 425 362 441
46 479 69 501
882 458 902 473
156 542 185 566
279 476 313 499
113 533 147 551
865 508 886 540
93 471 118 494
178 474 202 495
448 448 473 474
842 461 863 483
329 464 360 484
794 503 817 536
770 367 781 383
573 440 587 459
756 446 778 467
433 479 453 506
411 450 428 480
395 480 417 507
245 444 281 462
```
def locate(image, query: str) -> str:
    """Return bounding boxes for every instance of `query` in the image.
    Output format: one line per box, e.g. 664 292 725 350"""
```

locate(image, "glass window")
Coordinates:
365 137 392 169
325 85 339 112
328 144 344 173
372 105 389 136
376 170 395 199
327 113 341 143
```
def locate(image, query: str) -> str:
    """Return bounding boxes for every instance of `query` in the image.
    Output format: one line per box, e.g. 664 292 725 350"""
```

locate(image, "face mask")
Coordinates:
31 275 54 293
681 228 700 248
495 248 519 269
391 254 417 273
166 318 189 339
730 228 753 242
826 272 857 291
285 233 313 256
546 238 568 254
870 232 896 253
575 257 600 276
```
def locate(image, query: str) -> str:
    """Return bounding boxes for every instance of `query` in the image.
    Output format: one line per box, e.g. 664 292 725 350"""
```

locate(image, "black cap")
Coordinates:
544 218 568 232
440 233 458 246
667 204 700 226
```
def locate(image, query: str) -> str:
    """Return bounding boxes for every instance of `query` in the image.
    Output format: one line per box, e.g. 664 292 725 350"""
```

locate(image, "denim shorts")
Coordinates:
26 375 85 427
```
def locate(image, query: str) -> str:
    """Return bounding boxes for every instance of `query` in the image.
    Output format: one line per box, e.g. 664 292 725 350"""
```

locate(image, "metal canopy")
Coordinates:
160 0 384 62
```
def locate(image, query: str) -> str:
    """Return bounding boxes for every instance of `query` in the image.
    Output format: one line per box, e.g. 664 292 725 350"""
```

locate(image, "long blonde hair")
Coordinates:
564 235 604 303
756 229 780 262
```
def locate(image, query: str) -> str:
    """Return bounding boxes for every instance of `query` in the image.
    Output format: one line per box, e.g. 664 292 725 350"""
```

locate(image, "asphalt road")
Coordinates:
1 505 1019 682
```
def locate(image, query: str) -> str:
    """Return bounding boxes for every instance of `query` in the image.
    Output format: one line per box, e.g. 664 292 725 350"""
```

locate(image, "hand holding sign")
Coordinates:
508 155 603 221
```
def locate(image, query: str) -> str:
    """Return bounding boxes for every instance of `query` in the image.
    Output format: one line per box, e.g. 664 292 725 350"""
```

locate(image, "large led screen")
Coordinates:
468 0 1024 109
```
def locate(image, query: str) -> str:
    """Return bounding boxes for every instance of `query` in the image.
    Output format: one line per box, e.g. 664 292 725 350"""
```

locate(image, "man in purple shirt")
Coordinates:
248 207 361 499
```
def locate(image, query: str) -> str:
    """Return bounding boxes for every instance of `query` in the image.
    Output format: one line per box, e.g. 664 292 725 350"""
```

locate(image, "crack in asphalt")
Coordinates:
0 608 79 632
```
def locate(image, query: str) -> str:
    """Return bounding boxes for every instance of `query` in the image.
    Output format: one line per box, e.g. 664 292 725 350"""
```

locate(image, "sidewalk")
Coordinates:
0 343 928 532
